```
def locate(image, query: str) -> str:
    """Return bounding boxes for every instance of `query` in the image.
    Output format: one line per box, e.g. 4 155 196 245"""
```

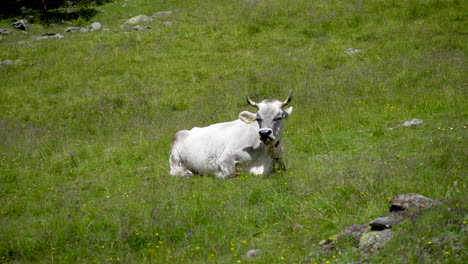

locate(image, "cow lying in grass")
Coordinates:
170 91 293 179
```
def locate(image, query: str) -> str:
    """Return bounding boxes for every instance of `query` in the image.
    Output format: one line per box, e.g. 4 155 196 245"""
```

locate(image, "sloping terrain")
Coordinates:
0 0 466 263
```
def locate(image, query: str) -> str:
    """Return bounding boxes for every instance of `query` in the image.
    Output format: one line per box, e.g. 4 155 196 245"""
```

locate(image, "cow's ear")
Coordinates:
239 111 256 124
282 107 293 118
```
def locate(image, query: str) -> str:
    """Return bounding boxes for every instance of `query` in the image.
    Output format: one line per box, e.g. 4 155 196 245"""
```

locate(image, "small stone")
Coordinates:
402 118 423 127
162 21 173 26
133 25 152 31
152 11 173 17
390 193 441 212
345 48 362 54
91 22 102 31
126 15 153 24
0 28 13 35
65 27 81 33
1 60 15 66
80 28 90 33
36 33 64 40
246 249 261 257
369 215 404 230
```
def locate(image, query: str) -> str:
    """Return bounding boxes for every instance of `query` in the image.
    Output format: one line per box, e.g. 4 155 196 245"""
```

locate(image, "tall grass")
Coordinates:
0 0 466 263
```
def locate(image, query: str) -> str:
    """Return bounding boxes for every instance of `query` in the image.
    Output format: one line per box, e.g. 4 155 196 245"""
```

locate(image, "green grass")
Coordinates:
0 0 466 263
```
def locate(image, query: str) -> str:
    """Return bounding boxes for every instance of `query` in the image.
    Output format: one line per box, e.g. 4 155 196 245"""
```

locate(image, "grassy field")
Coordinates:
0 0 466 263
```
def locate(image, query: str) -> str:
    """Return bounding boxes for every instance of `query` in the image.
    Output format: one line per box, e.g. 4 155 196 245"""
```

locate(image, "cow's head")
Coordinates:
239 90 293 146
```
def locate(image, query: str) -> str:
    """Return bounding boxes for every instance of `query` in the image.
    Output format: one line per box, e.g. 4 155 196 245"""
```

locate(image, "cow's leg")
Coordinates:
215 159 236 179
169 152 194 177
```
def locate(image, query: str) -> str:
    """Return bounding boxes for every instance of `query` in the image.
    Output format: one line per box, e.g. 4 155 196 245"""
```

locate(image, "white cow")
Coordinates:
169 91 293 179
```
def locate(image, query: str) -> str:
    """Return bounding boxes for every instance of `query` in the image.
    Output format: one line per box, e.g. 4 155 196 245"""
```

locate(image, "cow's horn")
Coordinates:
281 90 293 107
246 94 259 108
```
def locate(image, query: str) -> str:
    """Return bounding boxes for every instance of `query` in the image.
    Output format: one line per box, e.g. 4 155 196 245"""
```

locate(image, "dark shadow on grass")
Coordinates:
38 7 101 24
0 1 111 24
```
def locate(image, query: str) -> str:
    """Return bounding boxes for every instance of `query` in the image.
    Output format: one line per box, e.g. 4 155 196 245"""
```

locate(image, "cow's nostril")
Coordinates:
259 129 272 136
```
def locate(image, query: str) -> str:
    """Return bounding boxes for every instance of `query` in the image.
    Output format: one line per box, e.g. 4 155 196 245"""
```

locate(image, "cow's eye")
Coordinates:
256 118 263 122
274 117 282 121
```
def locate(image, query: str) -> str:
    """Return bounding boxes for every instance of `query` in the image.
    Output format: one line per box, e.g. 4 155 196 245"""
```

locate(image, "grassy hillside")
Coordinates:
0 0 466 263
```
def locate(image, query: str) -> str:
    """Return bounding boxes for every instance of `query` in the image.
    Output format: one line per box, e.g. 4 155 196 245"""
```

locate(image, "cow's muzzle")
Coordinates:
259 128 275 144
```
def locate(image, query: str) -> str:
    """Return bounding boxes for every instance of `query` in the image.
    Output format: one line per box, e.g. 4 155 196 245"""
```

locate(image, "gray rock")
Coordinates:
133 25 152 31
246 249 261 257
126 15 153 24
65 27 81 33
121 25 152 32
0 28 13 35
11 19 30 30
345 48 362 54
80 28 90 33
0 59 21 66
359 229 394 252
402 118 423 127
162 21 174 26
36 33 64 40
91 22 102 31
1 60 15 66
152 11 173 17
390 193 441 212
369 215 404 230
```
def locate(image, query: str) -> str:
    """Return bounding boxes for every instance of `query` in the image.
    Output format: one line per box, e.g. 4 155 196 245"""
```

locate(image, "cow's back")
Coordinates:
170 119 261 176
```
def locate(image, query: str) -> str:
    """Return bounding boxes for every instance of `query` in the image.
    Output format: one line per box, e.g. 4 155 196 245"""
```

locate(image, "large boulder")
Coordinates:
310 193 443 261
390 193 441 212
